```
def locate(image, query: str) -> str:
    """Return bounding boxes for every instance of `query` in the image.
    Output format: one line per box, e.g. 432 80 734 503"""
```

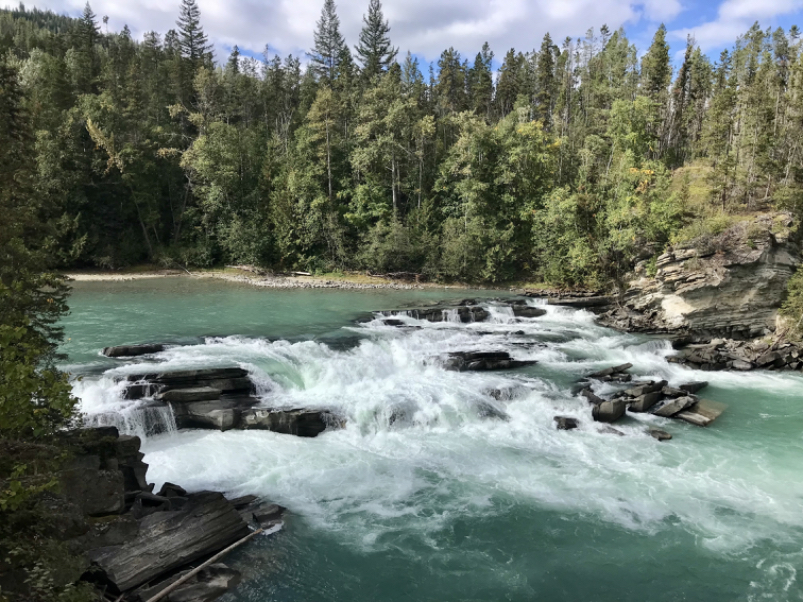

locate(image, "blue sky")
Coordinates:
9 0 803 68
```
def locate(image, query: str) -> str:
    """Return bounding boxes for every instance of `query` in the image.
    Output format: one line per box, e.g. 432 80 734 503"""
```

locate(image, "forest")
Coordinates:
1 0 802 286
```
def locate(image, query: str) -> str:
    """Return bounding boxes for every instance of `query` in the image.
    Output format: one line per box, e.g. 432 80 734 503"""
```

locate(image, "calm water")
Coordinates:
61 278 803 602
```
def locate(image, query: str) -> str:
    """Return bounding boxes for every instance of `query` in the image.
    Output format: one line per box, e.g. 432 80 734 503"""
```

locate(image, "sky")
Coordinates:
9 0 803 67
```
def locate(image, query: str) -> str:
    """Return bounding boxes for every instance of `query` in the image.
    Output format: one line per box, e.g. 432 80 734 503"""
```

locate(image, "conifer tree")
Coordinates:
641 24 672 100
468 42 494 119
176 0 211 64
355 0 397 81
535 33 556 127
310 0 346 82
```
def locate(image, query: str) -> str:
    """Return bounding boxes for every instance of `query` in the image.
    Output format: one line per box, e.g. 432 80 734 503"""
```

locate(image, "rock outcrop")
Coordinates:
599 213 801 341
669 338 803 372
118 367 340 436
103 344 165 358
443 351 537 372
32 428 286 602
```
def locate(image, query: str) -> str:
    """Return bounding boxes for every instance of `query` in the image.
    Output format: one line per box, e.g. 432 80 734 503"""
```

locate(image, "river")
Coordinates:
60 278 803 602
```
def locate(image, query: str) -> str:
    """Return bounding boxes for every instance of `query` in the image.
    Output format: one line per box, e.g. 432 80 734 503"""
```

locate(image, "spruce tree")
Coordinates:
641 24 671 100
176 0 211 64
355 0 397 81
535 33 556 127
310 0 346 82
468 42 494 118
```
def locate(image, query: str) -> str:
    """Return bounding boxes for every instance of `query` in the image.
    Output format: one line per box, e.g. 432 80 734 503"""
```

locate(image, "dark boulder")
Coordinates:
580 388 605 405
240 409 333 437
157 482 188 498
588 363 633 378
627 391 664 413
512 306 547 318
59 454 125 517
444 351 536 372
554 416 579 430
102 344 165 358
679 381 708 394
591 400 627 423
88 492 250 592
649 429 673 441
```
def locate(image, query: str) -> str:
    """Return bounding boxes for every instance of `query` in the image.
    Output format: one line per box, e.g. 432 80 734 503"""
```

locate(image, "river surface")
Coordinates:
61 278 803 602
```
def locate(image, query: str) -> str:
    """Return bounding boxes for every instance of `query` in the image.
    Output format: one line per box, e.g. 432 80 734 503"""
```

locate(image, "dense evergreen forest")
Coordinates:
1 0 803 285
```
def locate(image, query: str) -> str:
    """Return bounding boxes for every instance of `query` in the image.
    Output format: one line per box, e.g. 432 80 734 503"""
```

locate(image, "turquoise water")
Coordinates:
61 278 803 602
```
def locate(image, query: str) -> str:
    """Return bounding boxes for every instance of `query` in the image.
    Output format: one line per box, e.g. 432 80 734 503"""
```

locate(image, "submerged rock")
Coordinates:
511 306 547 318
554 416 579 430
102 344 165 358
649 429 673 441
443 351 536 372
676 398 727 427
588 363 633 379
240 409 333 437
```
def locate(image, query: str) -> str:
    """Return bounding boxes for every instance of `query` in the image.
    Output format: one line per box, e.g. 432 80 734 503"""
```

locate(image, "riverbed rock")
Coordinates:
580 387 605 405
649 429 673 441
627 391 664 413
388 305 490 323
89 491 250 592
591 400 627 423
102 344 165 358
554 416 579 430
652 396 698 417
624 380 667 397
676 398 727 427
679 381 708 394
443 351 536 372
59 455 126 517
240 409 333 437
156 387 222 403
588 363 633 379
512 306 547 318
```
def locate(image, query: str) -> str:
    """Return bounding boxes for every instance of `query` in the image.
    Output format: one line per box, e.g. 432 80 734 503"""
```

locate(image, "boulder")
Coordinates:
627 391 663 413
554 416 579 430
580 388 604 405
240 409 332 437
649 429 673 441
592 400 627 423
600 426 625 436
588 363 633 378
169 396 260 431
624 380 667 397
512 306 547 318
102 344 165 358
652 396 698 418
157 482 188 498
476 401 510 420
156 387 222 403
679 381 708 394
88 492 250 592
444 351 536 372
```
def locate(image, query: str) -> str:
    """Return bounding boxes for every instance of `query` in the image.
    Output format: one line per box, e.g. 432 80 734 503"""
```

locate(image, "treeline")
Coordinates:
2 0 803 284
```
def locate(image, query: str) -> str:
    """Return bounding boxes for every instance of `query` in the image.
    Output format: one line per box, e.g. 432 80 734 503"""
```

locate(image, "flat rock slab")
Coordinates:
103 344 165 358
512 306 547 318
89 492 249 592
240 409 332 437
676 398 726 427
592 400 627 423
444 351 536 372
156 387 222 403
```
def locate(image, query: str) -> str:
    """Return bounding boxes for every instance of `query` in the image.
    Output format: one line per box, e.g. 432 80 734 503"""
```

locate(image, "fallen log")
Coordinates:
144 528 264 602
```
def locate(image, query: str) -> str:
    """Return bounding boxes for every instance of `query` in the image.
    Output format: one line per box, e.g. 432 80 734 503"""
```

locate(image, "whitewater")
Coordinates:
63 280 803 602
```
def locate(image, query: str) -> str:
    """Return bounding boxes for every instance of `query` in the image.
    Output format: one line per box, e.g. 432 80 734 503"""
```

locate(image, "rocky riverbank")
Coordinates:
3 427 285 602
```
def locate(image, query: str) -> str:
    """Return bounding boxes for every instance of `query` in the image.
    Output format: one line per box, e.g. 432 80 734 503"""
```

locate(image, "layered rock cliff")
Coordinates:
600 213 801 342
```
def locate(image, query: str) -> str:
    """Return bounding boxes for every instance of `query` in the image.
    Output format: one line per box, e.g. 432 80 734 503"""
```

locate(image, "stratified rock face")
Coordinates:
88 492 250 592
601 213 801 341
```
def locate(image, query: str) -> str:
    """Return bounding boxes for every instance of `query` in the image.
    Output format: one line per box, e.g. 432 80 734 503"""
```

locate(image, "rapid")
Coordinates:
61 278 803 602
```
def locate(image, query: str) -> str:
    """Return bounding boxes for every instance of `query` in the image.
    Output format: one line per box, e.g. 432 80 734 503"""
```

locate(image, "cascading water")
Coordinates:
62 281 803 602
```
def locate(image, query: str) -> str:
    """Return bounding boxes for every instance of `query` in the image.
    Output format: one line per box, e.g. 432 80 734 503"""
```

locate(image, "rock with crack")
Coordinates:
676 398 727 427
88 491 250 592
627 391 664 413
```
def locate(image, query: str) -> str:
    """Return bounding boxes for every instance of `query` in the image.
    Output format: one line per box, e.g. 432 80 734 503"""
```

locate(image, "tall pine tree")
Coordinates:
355 0 397 81
310 0 346 82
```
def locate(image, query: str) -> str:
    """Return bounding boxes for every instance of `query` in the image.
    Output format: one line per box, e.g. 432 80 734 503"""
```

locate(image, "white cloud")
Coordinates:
671 0 803 50
21 0 687 63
